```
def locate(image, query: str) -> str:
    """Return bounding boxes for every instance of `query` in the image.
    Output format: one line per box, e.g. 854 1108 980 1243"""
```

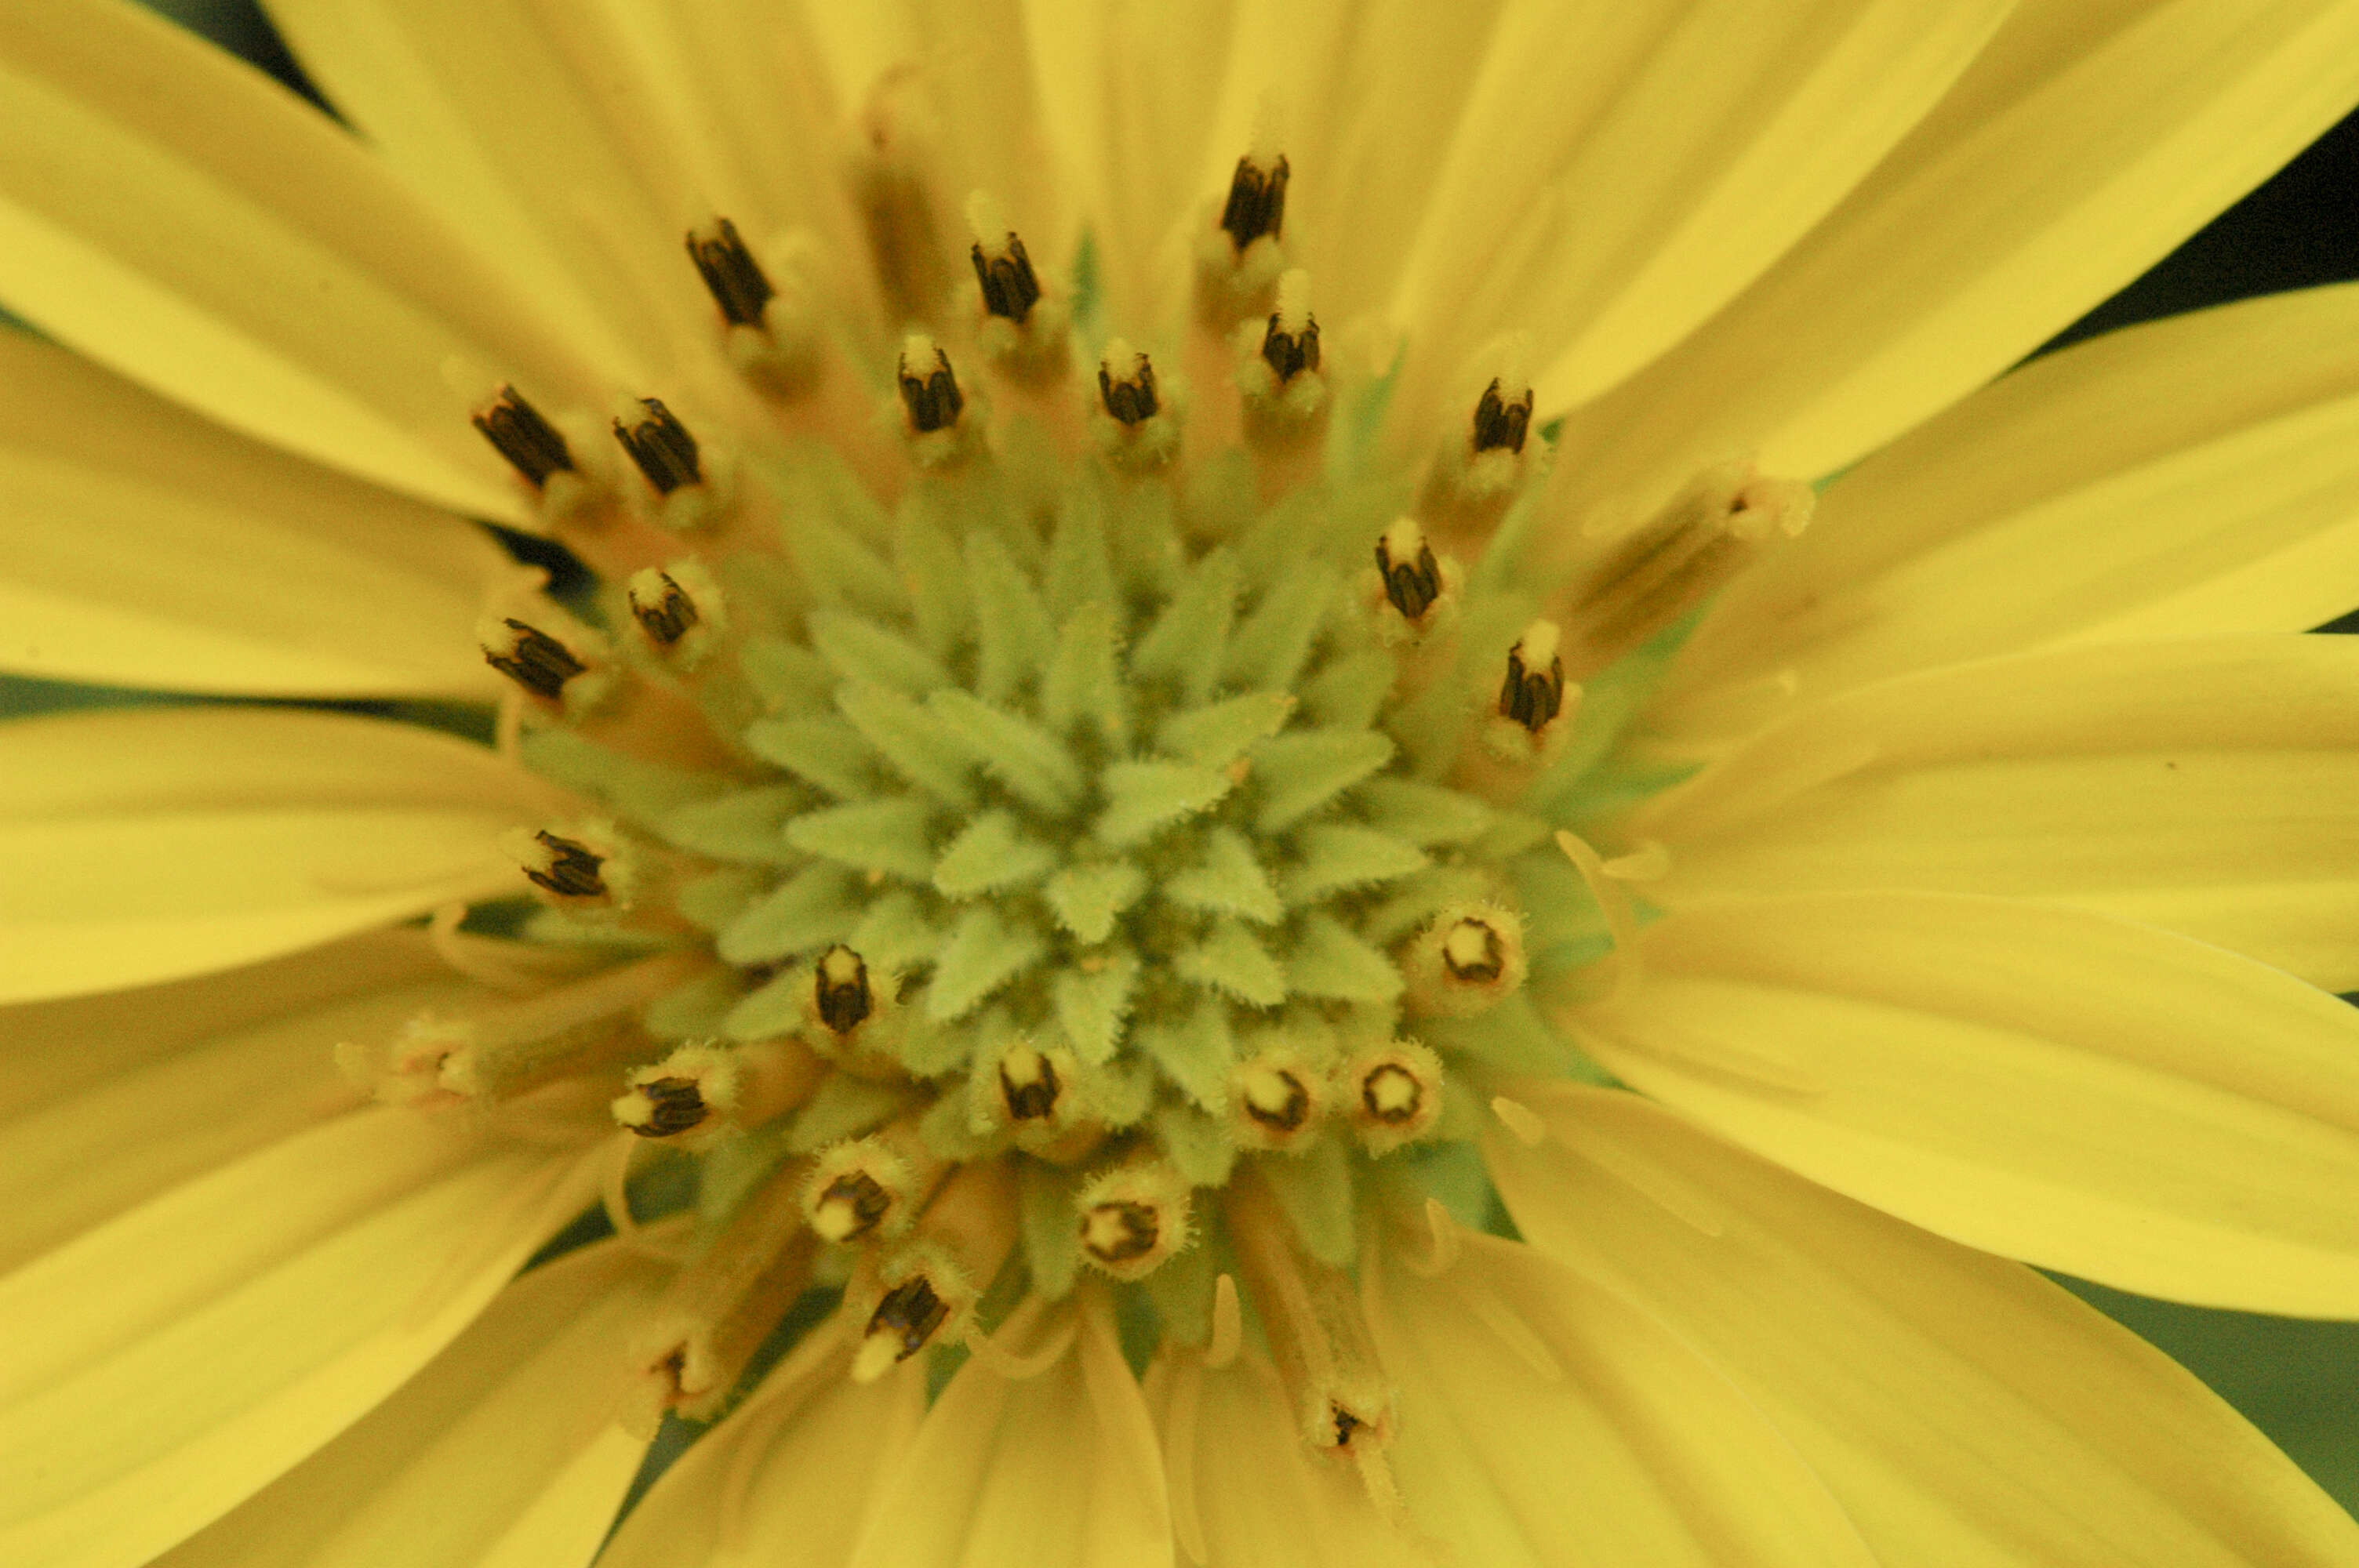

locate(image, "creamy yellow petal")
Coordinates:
1568 891 2359 1313
1141 1347 1423 1568
1485 1085 2359 1567
0 1109 598 1568
1641 636 2359 988
152 1240 660 1568
0 329 505 697
0 706 568 1004
1391 0 2011 424
1549 0 2359 531
1663 284 2359 737
0 1 616 519
0 931 478 1272
598 1319 926 1568
848 1291 1172 1568
1366 1231 1873 1566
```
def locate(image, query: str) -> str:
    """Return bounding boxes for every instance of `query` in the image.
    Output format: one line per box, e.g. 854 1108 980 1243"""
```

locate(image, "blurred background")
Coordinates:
44 0 2359 1515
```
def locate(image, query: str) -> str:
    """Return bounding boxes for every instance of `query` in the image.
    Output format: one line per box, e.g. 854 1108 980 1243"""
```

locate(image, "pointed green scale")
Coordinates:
1419 991 1583 1076
736 633 837 717
1020 1163 1085 1299
892 505 972 657
1252 728 1394 832
1130 549 1238 702
1045 861 1148 942
1095 760 1235 847
847 890 945 972
1224 561 1338 691
836 681 979 808
927 904 1048 1021
965 529 1057 704
1282 913 1404 1001
1152 1099 1238 1186
783 512 907 619
1257 1140 1356 1267
1361 864 1496 947
1138 998 1235 1108
674 866 765 933
1045 477 1118 619
1165 827 1284 924
808 608 951 695
1182 446 1256 543
783 796 939 882
1041 602 1130 750
518 728 730 826
645 971 741 1038
1278 824 1429 906
1156 690 1295 767
716 861 861 964
1053 949 1140 1065
723 964 809 1040
1177 918 1288 1007
744 713 879 800
1354 777 1493 846
898 1013 980 1078
1299 650 1395 731
787 1073 914 1152
1089 1057 1158 1127
926 689 1085 815
934 809 1058 897
659 784 809 866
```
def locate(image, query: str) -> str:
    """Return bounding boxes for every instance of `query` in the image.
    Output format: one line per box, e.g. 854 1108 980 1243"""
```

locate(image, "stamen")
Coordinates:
1407 902 1528 1017
1075 1163 1193 1281
685 216 776 328
627 560 728 668
801 1132 931 1244
997 1041 1063 1122
849 1161 1016 1381
1220 152 1291 250
1343 1040 1445 1155
1097 340 1160 426
478 614 611 715
814 945 873 1035
631 1158 820 1428
1374 516 1444 626
1231 1049 1325 1152
896 334 965 434
1227 1168 1398 1465
1498 619 1565 733
471 384 573 489
627 1076 706 1137
612 1037 823 1145
522 829 605 898
612 397 704 495
855 1272 950 1380
628 571 696 646
1470 378 1533 455
1259 270 1319 383
971 230 1041 324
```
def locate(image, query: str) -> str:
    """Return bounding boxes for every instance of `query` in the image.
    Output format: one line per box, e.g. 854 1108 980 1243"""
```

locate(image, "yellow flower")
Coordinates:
5 2 2359 1566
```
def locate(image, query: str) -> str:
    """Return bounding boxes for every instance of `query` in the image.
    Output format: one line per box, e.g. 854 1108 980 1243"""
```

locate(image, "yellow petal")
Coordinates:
1393 0 2012 423
1142 1346 1423 1568
1485 1085 2359 1567
0 2 617 519
0 329 504 697
1663 283 2359 737
0 1108 598 1568
153 1241 663 1568
1641 635 2359 988
598 1318 926 1568
1550 0 2359 530
1365 1231 1874 1567
0 930 478 1273
0 706 568 1004
1568 890 2359 1313
847 1290 1172 1568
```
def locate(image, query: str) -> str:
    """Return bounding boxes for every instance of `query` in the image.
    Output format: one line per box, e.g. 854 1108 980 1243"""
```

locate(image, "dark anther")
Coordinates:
685 216 776 328
1471 379 1534 455
612 397 703 494
898 346 965 433
1260 312 1320 382
485 619 586 700
1376 532 1442 622
869 1275 950 1360
1441 918 1506 982
970 233 1041 323
1220 154 1290 249
630 572 698 648
631 1076 709 1138
814 946 874 1035
1499 630 1565 733
1332 1403 1367 1449
1082 1201 1160 1264
1361 1065 1425 1126
820 1171 893 1241
1098 355 1160 426
999 1049 1062 1121
472 384 574 489
1245 1069 1312 1132
525 829 606 898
